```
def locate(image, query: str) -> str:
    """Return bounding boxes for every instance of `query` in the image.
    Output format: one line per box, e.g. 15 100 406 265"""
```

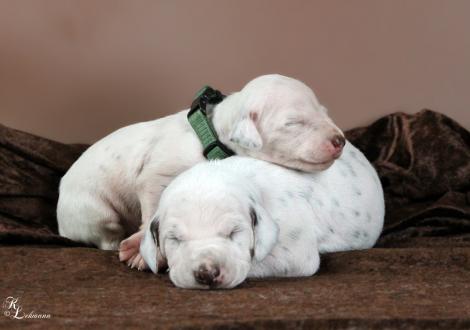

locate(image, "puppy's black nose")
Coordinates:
194 264 220 286
331 135 346 150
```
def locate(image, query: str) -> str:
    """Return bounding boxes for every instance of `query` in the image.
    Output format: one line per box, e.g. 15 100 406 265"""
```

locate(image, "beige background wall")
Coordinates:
1 0 469 144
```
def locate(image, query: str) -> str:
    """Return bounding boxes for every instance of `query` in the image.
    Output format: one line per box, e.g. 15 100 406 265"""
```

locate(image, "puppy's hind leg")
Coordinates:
58 195 126 251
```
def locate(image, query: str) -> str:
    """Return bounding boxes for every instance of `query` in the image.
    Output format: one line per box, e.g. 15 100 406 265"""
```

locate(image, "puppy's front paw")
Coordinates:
119 231 148 271
127 252 148 271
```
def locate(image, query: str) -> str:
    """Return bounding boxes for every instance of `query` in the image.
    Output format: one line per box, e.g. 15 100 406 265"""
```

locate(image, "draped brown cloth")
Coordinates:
1 109 469 329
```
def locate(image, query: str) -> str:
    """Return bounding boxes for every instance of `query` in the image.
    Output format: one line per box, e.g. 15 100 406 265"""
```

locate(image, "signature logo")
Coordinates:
3 297 51 320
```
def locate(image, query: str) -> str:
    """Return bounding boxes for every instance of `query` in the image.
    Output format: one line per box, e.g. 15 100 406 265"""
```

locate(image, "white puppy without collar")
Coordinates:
140 142 384 289
57 74 345 269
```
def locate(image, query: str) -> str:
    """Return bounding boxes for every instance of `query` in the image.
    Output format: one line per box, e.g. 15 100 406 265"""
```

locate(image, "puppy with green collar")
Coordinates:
57 74 345 269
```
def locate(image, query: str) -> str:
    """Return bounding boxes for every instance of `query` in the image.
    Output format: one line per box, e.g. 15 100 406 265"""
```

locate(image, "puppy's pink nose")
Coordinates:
330 135 345 155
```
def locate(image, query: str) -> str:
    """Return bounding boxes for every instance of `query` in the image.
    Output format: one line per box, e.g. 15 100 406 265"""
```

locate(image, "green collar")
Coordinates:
187 86 234 160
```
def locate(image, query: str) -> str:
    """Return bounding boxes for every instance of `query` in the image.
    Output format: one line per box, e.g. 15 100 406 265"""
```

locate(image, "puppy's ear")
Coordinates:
250 205 279 262
140 216 165 274
230 112 263 150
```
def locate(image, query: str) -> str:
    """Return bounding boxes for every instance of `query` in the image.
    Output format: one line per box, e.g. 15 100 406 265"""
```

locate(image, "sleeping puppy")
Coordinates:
57 74 345 269
140 143 384 289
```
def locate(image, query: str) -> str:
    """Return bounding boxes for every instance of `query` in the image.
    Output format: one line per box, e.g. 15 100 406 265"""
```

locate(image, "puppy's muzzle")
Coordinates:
194 263 220 286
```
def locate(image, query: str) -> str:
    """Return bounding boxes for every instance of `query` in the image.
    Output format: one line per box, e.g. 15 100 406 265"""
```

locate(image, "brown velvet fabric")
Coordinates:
346 110 470 248
1 246 470 329
0 124 88 245
0 109 469 329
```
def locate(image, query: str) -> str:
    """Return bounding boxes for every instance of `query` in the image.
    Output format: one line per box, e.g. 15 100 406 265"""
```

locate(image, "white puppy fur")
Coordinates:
57 74 345 269
140 142 384 289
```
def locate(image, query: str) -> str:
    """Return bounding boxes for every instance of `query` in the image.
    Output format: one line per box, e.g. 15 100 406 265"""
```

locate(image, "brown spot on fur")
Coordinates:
249 112 258 122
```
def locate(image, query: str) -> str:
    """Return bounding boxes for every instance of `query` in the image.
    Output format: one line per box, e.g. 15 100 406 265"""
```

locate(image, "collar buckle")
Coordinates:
189 86 224 116
187 86 234 160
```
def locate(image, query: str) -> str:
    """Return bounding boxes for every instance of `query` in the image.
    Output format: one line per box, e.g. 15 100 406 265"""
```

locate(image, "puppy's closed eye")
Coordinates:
284 120 306 127
226 226 242 241
167 234 183 245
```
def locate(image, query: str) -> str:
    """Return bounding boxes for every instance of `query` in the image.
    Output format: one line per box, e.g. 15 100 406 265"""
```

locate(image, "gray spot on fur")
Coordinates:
328 227 335 234
149 137 159 147
366 212 372 222
332 198 340 207
288 228 302 241
348 166 357 177
277 197 288 206
362 232 369 238
353 231 361 239
354 210 361 217
353 187 362 196
338 158 357 176
281 246 290 253
297 190 312 201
